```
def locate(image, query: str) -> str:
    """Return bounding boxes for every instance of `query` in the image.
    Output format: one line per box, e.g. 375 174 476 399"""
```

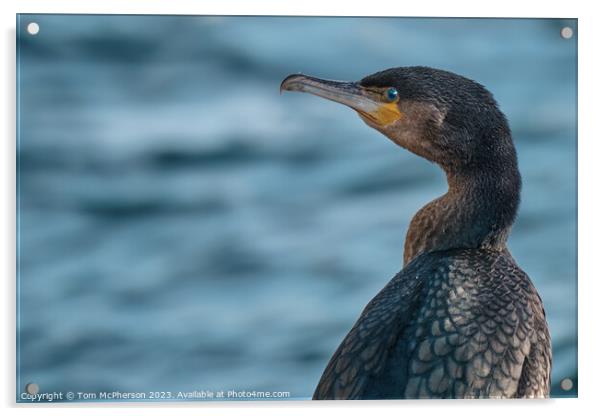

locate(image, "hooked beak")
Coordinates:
280 74 402 127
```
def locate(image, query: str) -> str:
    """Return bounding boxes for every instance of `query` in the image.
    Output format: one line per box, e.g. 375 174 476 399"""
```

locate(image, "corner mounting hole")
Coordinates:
25 383 39 395
27 22 40 36
560 26 573 39
560 378 573 391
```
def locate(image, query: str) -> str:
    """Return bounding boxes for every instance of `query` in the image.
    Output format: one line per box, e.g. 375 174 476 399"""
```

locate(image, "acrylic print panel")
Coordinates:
16 14 577 402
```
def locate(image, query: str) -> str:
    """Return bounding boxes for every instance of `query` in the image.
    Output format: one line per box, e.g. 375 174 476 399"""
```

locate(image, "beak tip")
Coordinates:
280 73 305 94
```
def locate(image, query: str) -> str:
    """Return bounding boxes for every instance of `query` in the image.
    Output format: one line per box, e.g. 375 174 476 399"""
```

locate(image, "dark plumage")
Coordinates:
280 66 551 399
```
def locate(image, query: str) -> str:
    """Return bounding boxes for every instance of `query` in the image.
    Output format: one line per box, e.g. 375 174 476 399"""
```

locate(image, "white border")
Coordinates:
3 1 600 415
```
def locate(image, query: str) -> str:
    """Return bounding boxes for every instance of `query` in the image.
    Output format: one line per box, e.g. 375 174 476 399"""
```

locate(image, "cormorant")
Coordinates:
280 66 551 399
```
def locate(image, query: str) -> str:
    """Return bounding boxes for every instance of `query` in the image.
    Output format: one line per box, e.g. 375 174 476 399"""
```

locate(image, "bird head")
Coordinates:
281 66 512 173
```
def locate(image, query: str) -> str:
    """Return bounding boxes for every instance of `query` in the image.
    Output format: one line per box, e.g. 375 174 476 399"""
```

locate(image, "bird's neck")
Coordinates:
403 162 521 266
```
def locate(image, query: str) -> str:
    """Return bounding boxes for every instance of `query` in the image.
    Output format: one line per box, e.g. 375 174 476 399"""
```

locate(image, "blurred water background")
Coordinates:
16 15 577 400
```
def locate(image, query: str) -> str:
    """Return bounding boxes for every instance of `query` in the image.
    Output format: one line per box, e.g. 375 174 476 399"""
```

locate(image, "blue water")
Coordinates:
17 15 577 400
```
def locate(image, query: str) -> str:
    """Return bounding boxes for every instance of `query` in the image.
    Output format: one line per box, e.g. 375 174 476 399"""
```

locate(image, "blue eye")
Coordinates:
386 87 398 102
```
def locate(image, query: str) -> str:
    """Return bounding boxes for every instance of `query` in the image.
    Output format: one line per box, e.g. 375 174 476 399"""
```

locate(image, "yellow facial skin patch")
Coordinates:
358 101 403 127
